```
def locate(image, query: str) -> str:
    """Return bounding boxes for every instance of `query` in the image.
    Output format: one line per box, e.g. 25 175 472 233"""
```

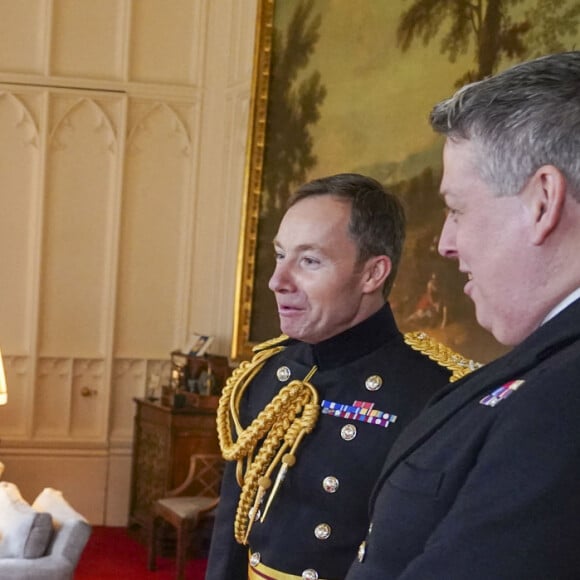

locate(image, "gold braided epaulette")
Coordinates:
403 331 483 382
252 334 291 353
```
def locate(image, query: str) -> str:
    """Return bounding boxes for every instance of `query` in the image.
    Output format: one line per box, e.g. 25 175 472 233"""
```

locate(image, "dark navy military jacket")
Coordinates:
206 304 452 580
346 298 580 580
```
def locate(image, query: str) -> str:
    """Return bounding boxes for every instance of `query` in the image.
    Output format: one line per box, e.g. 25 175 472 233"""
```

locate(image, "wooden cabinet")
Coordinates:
128 398 220 532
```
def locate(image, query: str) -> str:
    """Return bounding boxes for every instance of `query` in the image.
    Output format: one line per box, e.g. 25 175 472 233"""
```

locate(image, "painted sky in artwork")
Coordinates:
274 0 580 183
274 0 472 181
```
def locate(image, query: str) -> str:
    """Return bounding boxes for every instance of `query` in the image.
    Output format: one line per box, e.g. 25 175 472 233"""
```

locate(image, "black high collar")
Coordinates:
290 303 401 371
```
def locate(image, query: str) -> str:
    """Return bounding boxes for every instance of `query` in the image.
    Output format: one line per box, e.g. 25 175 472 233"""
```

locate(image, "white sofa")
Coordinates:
0 477 92 580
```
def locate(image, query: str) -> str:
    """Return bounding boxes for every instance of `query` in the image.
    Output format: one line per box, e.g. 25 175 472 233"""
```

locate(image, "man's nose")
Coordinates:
268 261 294 293
438 216 458 259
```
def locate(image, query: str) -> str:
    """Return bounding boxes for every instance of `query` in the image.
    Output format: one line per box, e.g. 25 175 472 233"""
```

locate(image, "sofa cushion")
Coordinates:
32 488 91 567
0 482 53 558
32 488 88 529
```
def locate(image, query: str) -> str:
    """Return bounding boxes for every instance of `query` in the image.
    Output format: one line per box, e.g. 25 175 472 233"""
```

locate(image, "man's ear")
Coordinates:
361 256 392 294
528 165 566 245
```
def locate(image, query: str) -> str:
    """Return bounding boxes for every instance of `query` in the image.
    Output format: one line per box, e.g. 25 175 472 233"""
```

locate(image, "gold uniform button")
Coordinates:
314 523 332 540
249 551 261 567
365 374 383 391
276 366 291 381
341 423 357 441
357 540 366 562
322 476 339 493
302 569 319 580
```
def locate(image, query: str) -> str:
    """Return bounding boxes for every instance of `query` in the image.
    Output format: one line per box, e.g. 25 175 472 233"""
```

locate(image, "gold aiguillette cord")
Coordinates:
259 366 318 524
237 364 320 545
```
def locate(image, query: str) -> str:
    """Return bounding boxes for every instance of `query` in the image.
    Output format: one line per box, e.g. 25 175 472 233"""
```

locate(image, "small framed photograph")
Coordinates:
183 333 214 357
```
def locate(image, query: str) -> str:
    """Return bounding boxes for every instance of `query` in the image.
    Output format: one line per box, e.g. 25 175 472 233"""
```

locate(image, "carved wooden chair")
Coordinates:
147 453 224 580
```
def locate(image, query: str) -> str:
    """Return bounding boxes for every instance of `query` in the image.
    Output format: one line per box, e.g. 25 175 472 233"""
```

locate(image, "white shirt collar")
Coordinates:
542 287 580 325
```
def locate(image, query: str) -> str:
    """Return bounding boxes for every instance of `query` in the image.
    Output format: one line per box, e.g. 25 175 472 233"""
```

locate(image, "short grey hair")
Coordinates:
430 51 580 201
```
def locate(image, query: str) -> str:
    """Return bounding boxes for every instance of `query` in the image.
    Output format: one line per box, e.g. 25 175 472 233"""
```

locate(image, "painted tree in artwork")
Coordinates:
261 0 327 216
250 0 327 341
397 0 580 85
397 0 530 85
523 0 580 57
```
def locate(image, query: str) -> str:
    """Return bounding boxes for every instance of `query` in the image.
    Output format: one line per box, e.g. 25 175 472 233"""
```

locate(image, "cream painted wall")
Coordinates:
0 0 258 525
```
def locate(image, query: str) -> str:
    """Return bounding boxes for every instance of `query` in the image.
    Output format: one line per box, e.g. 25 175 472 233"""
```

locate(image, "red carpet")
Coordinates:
76 526 208 579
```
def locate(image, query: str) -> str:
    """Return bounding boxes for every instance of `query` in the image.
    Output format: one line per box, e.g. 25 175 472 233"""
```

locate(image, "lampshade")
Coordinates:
0 349 7 406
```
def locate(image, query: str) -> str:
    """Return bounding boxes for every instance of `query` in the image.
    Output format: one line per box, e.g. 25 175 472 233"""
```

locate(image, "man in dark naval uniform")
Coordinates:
206 173 476 580
346 52 580 579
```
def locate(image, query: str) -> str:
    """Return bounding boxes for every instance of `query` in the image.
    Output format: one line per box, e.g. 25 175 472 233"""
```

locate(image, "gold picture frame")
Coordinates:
231 0 275 361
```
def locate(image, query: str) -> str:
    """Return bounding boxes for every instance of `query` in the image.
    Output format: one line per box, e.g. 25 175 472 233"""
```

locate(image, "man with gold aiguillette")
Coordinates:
206 173 477 580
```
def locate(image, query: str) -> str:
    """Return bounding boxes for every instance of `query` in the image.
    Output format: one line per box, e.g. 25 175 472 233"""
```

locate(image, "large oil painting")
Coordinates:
232 0 580 361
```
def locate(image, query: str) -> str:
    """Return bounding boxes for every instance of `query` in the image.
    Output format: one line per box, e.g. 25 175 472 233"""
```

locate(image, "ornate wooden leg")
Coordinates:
175 520 187 580
147 515 159 571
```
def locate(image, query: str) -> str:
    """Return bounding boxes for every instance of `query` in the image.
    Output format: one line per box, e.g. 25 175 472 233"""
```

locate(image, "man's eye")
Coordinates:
302 256 320 266
274 250 284 260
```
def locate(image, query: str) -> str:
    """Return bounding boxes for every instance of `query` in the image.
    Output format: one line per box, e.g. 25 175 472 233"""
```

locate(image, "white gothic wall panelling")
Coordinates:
188 0 256 353
51 0 127 80
70 358 106 439
1 452 108 524
35 357 73 438
0 89 41 353
40 92 123 358
0 0 258 525
0 0 48 75
115 97 200 359
0 87 44 440
129 0 208 86
109 358 171 444
0 357 31 438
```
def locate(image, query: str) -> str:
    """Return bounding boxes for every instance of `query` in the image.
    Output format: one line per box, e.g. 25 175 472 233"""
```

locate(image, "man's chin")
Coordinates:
280 324 309 343
279 323 299 340
475 312 512 346
475 310 494 337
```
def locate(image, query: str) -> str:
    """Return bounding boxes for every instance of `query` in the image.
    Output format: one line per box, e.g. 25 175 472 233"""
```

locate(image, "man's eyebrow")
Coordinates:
272 240 323 252
296 243 322 252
